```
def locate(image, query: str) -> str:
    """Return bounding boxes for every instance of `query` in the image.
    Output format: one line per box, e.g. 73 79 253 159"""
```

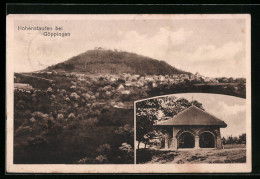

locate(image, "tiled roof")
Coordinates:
156 106 227 127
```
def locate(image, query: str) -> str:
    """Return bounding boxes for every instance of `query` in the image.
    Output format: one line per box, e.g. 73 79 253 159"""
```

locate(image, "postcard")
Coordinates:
6 14 251 173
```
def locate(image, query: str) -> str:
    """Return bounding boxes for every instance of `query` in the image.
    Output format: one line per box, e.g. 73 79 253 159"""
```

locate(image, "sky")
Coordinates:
171 93 247 138
10 15 249 78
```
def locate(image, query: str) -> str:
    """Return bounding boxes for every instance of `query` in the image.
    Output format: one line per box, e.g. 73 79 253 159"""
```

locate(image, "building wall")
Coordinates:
163 126 222 150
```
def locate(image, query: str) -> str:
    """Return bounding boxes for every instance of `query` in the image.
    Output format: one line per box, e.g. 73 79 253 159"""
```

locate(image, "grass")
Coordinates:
136 148 247 164
223 144 246 149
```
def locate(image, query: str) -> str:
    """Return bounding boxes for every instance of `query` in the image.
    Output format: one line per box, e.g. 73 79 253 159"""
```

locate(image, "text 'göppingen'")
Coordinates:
17 25 71 37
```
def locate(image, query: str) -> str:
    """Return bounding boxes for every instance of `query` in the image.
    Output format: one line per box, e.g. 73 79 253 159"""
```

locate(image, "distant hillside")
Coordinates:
46 49 191 76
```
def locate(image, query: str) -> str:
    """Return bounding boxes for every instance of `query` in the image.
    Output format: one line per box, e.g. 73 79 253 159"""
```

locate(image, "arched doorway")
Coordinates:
178 132 195 148
199 132 215 148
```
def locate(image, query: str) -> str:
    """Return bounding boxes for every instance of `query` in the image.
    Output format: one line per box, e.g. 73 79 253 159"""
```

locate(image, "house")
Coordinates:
194 72 201 78
152 82 158 88
131 75 140 81
14 83 33 92
117 84 125 91
159 75 165 82
145 76 154 82
120 90 131 95
52 70 58 75
113 102 126 109
125 81 133 87
155 106 227 150
110 76 118 82
180 74 190 80
171 74 180 79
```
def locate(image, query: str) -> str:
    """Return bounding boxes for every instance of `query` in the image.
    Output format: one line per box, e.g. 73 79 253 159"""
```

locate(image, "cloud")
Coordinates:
174 41 243 62
114 28 245 78
217 101 246 115
196 42 243 62
211 99 246 137
166 41 245 77
12 21 246 78
110 27 194 60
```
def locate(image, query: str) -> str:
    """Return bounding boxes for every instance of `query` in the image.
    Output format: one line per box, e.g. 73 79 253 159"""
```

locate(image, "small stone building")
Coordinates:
155 106 227 150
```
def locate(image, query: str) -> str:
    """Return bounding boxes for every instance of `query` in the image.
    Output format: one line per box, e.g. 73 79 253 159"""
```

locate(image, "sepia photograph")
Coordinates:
6 14 251 173
135 93 247 164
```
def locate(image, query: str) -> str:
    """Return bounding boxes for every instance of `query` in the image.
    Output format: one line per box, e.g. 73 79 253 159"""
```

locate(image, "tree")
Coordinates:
136 96 204 149
136 98 160 149
222 137 226 145
95 155 108 164
159 97 204 117
115 124 134 143
97 144 111 155
118 143 133 162
238 133 246 144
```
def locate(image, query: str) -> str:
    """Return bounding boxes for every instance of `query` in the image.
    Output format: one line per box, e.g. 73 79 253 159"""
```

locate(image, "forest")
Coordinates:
14 74 135 164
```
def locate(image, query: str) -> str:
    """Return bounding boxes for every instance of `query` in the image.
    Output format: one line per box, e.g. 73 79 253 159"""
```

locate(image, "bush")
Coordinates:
32 111 48 121
27 136 48 149
15 126 32 137
95 155 108 164
57 114 64 121
77 157 96 164
97 144 111 155
118 143 134 163
48 122 63 135
70 92 80 100
66 120 79 130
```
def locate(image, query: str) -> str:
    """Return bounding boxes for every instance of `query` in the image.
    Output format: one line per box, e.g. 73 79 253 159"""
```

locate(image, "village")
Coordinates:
14 70 243 94
14 70 246 113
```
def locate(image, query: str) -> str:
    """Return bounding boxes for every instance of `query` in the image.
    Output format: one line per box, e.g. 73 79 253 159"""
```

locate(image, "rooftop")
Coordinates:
155 105 227 127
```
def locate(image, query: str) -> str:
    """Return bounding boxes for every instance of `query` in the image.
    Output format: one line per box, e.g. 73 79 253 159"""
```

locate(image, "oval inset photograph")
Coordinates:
135 93 247 164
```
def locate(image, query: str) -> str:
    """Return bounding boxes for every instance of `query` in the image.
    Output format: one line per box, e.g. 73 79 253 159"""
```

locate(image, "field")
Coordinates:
136 147 246 164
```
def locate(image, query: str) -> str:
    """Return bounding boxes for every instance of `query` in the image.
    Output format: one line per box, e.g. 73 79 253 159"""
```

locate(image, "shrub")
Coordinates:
97 144 111 155
15 126 32 137
77 157 95 164
66 120 79 130
95 155 108 164
118 143 134 163
57 114 64 121
27 136 48 149
48 122 63 135
70 92 80 100
32 111 47 121
115 124 133 135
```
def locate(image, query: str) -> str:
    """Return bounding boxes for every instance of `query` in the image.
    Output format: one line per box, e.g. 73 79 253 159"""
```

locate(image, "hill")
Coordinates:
46 49 191 76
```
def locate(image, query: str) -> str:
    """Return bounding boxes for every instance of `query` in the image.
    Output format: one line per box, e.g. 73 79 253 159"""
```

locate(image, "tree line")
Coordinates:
222 133 246 145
